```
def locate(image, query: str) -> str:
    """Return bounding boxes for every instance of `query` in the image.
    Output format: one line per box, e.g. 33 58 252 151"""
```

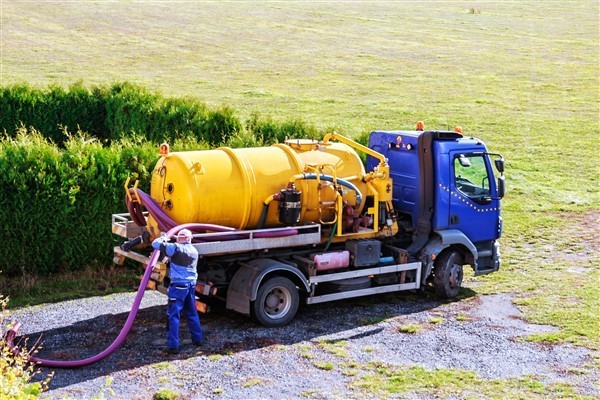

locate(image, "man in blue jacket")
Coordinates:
152 229 203 354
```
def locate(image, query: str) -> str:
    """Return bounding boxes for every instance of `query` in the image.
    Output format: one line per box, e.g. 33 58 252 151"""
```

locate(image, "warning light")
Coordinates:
195 300 208 313
159 143 170 156
454 126 463 134
416 121 425 131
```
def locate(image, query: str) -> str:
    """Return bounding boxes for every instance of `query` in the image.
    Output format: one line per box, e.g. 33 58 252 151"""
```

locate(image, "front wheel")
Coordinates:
251 276 299 327
433 250 464 298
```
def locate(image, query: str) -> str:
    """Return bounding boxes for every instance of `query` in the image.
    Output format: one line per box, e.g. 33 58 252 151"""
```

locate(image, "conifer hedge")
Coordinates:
0 82 242 146
0 129 157 276
0 83 326 277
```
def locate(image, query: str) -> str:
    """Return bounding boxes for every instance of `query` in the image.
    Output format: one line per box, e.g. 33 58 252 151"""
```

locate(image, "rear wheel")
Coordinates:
433 250 464 298
251 276 299 327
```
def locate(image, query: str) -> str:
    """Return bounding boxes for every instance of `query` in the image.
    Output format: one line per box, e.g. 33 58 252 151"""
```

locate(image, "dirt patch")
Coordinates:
558 211 600 262
473 293 558 334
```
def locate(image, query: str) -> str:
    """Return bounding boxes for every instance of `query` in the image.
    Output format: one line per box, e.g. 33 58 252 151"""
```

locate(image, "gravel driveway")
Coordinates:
11 287 598 399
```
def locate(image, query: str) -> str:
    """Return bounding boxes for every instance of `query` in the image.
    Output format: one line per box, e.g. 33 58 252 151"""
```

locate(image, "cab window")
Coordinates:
454 155 491 204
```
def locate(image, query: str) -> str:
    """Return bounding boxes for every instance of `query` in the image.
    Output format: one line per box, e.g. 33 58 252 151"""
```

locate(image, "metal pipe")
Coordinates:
257 203 269 229
322 132 387 166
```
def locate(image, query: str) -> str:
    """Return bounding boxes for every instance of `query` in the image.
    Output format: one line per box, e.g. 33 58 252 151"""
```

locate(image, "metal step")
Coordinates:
477 249 493 258
474 267 496 276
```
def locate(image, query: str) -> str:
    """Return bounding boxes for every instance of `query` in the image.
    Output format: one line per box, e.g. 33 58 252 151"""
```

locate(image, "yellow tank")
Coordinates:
149 140 367 229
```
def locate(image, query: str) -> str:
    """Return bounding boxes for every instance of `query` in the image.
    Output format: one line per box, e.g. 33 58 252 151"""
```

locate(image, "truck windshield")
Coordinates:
454 155 491 204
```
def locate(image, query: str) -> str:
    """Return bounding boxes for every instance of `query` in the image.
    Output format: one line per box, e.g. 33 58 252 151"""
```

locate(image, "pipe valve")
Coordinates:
120 231 150 252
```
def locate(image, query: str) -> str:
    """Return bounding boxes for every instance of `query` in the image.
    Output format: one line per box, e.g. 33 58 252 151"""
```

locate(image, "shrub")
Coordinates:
0 296 51 399
0 82 340 149
0 84 45 140
0 82 107 144
245 111 320 144
153 388 179 400
1 82 242 146
0 128 157 276
0 83 350 278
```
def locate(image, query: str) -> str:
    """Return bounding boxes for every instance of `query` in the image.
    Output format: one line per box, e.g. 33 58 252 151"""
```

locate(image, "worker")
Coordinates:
152 229 203 354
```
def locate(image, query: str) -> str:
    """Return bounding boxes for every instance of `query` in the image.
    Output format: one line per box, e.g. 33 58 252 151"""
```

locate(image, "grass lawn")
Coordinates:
1 0 598 396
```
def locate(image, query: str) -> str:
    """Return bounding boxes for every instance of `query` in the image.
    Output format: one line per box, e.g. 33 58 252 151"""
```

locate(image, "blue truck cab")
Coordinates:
368 129 505 297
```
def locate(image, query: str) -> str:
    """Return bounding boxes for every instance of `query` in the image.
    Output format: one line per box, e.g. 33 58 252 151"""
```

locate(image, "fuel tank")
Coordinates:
150 140 367 229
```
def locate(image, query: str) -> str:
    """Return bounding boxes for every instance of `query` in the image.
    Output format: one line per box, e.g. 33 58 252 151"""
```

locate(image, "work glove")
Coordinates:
152 236 169 260
152 237 167 251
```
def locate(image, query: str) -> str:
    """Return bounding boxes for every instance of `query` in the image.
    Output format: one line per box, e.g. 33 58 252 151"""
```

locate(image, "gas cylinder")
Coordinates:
149 140 367 229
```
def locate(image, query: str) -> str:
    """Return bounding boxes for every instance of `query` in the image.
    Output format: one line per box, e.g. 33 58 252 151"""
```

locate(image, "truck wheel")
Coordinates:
433 250 464 298
251 276 299 327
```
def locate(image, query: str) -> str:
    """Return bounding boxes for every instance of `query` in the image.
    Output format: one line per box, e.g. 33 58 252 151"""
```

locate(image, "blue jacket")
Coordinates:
152 239 199 284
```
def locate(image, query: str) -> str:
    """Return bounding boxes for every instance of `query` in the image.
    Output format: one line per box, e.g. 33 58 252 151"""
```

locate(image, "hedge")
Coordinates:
0 128 158 276
0 83 327 148
0 125 326 277
0 83 334 277
245 111 320 144
0 82 243 146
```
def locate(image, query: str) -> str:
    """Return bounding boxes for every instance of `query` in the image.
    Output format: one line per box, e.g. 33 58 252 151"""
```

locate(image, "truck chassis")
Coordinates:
112 212 422 327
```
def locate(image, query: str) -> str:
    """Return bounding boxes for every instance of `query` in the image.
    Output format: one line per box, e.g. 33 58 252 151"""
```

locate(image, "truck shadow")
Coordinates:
27 288 477 389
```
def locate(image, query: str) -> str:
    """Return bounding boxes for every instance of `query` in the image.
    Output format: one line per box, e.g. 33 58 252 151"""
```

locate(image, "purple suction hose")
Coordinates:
7 191 301 368
134 189 237 234
6 222 299 368
135 188 297 238
7 225 187 368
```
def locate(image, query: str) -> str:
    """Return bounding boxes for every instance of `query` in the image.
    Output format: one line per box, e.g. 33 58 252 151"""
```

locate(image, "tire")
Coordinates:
251 276 299 327
433 250 464 298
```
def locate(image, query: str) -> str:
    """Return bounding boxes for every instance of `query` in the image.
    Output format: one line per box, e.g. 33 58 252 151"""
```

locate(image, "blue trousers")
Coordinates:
167 282 203 350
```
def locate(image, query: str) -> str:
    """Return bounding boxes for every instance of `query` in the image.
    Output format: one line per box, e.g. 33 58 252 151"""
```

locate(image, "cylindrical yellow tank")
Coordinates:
149 140 367 229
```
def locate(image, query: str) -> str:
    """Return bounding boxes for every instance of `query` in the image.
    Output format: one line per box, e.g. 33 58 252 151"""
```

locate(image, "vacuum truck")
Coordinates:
112 124 505 327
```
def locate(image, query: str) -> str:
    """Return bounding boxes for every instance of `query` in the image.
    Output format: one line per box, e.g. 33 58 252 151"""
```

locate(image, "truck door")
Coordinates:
448 152 501 244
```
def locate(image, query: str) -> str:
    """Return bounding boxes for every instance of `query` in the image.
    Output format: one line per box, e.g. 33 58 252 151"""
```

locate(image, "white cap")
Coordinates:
177 229 193 242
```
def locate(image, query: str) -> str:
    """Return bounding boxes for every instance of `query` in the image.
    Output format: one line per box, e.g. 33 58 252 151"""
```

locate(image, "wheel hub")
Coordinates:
264 287 291 318
449 263 463 288
266 290 282 309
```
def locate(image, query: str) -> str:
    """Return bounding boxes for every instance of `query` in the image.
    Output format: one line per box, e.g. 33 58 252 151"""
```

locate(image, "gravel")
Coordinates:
10 288 599 399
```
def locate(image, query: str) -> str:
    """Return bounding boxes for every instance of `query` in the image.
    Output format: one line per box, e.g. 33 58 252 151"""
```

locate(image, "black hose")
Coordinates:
257 203 269 229
302 174 363 207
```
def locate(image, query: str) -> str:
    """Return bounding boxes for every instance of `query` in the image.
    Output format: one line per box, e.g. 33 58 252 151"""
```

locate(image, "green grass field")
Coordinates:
2 0 599 396
3 1 598 208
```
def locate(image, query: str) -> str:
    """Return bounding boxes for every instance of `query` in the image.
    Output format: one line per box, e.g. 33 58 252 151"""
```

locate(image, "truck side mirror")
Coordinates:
458 154 471 167
497 176 506 198
494 157 505 173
